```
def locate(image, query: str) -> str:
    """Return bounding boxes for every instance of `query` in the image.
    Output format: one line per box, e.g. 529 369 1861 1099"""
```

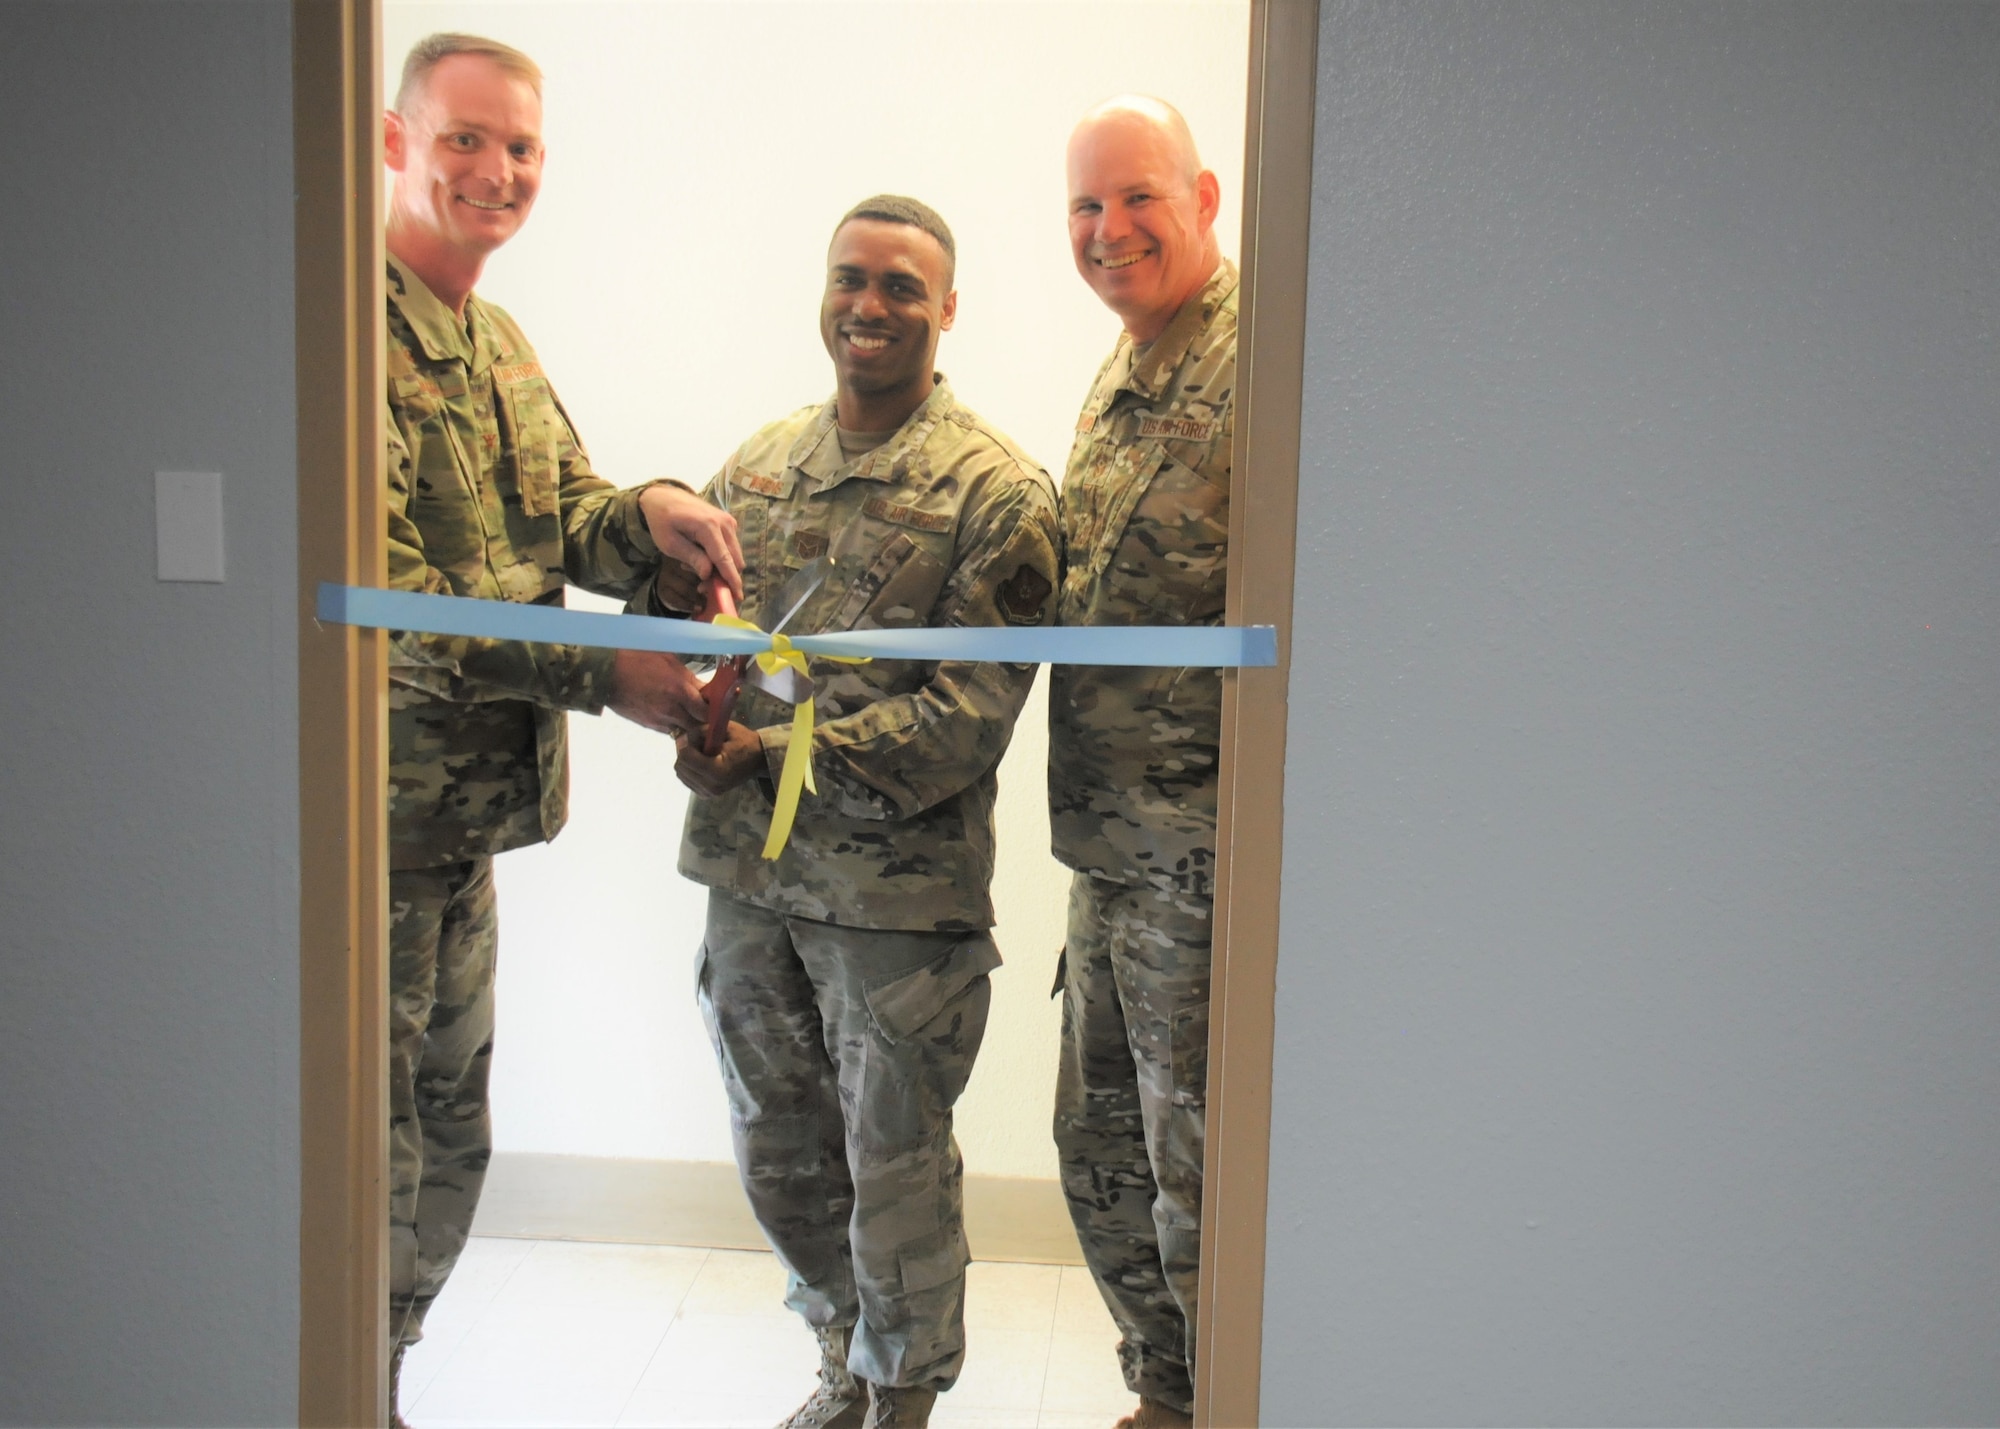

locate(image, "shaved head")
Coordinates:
1065 95 1222 342
1070 95 1205 185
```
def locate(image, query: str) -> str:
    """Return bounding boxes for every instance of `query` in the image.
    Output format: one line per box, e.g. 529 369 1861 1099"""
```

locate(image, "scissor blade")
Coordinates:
747 662 811 704
765 555 830 636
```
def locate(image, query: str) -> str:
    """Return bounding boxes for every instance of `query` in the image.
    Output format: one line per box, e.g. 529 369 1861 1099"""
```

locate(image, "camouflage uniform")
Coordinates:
677 379 1059 1390
699 896 998 1390
384 255 666 1354
1048 260 1237 1415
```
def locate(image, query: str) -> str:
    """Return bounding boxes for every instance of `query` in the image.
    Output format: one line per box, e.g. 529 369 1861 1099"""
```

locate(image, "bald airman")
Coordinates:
1048 96 1238 1429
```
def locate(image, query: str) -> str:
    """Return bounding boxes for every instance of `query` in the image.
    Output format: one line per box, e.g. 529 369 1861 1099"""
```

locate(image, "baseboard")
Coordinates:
474 1152 1085 1266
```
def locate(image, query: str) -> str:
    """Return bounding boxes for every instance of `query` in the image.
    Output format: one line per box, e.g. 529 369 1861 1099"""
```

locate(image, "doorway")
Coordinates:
294 1 1315 1423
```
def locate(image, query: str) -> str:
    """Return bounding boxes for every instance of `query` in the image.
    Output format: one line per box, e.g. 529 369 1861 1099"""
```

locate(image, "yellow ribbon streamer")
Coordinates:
713 615 867 860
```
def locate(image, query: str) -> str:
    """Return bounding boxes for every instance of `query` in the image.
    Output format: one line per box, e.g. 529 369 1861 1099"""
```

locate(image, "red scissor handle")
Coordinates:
698 572 746 756
695 571 738 624
702 659 745 756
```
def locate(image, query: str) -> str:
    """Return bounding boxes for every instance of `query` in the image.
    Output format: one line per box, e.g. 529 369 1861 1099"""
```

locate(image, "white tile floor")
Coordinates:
401 1237 1138 1428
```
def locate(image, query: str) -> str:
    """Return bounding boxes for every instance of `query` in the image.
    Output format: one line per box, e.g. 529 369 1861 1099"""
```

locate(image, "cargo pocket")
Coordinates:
855 935 1000 1155
1169 999 1210 1108
690 943 729 1092
897 1222 970 1298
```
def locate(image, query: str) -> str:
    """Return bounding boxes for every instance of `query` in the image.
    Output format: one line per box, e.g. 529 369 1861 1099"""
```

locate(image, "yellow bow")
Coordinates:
713 615 867 860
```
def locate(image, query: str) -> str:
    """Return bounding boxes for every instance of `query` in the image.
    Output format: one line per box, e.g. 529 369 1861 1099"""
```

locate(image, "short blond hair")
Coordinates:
395 33 542 114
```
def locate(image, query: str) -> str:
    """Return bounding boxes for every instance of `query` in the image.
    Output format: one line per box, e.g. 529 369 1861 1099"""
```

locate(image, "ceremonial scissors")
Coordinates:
695 555 828 756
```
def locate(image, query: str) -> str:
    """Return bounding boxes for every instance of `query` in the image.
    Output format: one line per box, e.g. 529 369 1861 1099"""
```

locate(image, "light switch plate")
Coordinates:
156 471 225 582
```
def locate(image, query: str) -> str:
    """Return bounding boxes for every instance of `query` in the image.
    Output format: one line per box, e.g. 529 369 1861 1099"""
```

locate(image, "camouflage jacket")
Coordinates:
1049 260 1238 896
674 379 1059 931
386 256 663 870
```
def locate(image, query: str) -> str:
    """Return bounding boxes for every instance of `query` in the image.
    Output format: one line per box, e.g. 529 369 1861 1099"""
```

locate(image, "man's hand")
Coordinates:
653 558 705 615
640 484 744 603
676 720 765 798
605 649 706 735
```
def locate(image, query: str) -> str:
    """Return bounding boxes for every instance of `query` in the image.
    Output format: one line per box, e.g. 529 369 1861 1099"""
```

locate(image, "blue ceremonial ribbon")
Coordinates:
315 584 1279 668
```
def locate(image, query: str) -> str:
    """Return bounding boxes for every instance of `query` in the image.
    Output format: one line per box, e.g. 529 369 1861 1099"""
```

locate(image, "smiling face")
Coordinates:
820 218 957 432
1066 106 1222 343
385 53 544 292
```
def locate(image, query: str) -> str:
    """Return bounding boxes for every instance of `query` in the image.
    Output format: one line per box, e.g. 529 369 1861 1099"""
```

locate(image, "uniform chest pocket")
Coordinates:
1104 448 1230 623
823 530 950 633
499 381 559 519
397 390 483 572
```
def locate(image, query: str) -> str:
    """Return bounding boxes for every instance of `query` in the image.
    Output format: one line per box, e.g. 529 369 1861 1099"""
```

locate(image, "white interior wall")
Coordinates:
1265 2 2000 1423
381 1 1249 1178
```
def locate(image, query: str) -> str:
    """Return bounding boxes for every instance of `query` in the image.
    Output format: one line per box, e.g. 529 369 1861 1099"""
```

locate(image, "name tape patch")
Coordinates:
864 497 954 533
1137 416 1219 442
733 470 787 497
491 361 546 386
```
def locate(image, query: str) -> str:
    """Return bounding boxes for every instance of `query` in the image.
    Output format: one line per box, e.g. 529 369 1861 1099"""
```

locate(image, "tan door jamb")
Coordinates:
295 0 389 1423
1195 2 1319 1424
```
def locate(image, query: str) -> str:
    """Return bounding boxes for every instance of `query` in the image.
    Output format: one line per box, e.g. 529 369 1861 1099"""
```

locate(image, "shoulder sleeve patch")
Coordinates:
998 563 1054 626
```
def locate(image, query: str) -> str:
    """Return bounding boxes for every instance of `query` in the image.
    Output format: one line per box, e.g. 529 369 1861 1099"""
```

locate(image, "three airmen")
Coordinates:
384 33 1236 1429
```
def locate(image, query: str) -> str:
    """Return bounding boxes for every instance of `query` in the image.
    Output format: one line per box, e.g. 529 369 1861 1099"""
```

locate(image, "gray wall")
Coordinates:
0 3 300 1424
1263 2 2000 1424
4 2 1995 1425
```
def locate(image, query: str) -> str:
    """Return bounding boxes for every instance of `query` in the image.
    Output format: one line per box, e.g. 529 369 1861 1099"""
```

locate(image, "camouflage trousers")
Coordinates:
388 858 499 1354
697 891 999 1391
1053 873 1212 1415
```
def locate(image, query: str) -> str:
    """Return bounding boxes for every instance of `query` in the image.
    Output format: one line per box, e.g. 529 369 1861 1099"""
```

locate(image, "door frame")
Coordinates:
291 3 1317 1423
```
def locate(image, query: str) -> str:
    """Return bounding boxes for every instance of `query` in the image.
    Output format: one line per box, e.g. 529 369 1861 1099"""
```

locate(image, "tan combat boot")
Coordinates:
776 1324 866 1429
1114 1397 1193 1429
862 1381 938 1428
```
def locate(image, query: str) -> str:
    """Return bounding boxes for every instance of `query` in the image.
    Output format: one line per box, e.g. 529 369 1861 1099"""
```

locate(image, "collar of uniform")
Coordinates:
791 376 955 491
1114 257 1241 402
385 254 508 376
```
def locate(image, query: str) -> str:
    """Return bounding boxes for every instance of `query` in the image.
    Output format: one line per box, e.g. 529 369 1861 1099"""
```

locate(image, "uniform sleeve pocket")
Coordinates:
502 383 560 518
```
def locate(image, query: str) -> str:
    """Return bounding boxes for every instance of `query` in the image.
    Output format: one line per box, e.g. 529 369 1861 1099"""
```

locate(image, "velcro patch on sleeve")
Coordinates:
863 497 954 533
997 563 1054 625
491 361 546 386
1136 415 1218 442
